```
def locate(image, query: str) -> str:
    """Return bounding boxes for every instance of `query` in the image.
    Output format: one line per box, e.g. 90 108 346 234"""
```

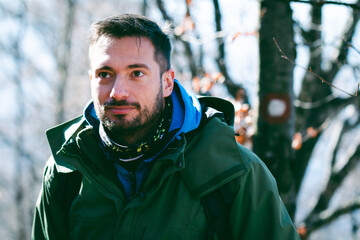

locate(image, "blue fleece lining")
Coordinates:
83 100 99 129
169 79 201 135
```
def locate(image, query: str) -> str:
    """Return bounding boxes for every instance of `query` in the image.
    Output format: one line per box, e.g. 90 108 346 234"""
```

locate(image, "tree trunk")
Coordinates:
56 0 76 123
253 0 297 218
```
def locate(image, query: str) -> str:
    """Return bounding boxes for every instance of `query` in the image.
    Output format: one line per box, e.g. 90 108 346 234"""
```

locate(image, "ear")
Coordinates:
88 69 93 81
162 69 174 97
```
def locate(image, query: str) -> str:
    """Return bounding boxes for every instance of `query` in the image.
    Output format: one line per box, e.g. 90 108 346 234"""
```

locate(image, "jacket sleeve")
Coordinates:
32 157 73 240
230 148 301 240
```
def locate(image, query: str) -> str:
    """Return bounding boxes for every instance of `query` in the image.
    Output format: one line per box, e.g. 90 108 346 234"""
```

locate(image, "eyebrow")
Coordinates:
128 63 151 70
95 63 151 71
97 66 113 71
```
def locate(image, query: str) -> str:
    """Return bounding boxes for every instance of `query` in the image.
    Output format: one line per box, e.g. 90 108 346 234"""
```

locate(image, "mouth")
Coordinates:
105 105 138 115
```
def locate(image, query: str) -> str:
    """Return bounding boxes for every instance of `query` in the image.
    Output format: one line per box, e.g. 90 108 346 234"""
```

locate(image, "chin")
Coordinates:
106 117 142 131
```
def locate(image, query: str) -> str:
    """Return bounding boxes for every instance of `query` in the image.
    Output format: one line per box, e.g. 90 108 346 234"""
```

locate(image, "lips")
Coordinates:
105 105 137 115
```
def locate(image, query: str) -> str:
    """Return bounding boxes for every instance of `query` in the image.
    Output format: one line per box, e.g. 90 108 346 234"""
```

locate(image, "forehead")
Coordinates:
90 36 154 57
92 35 116 48
89 36 157 70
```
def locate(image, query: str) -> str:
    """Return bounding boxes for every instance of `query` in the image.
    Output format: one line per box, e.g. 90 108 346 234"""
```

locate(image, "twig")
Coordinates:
289 0 360 11
293 94 336 109
211 0 238 96
178 30 256 46
347 42 360 54
0 129 40 164
156 0 198 78
273 37 359 97
304 143 360 235
305 199 360 235
325 5 360 83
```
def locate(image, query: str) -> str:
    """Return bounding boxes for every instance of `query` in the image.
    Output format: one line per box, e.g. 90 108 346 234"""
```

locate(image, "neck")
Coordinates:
98 98 173 162
107 114 162 147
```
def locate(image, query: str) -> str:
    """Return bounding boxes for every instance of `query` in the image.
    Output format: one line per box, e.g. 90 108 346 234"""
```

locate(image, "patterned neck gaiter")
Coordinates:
99 98 173 164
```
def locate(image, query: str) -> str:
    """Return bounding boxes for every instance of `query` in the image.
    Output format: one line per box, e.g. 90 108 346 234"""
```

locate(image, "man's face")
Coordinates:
89 36 174 139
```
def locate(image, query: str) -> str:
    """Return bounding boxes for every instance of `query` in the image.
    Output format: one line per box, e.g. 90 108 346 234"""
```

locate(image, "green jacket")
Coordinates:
32 115 300 240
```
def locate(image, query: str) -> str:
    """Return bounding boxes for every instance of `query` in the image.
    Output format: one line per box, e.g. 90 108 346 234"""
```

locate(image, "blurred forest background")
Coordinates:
0 0 359 239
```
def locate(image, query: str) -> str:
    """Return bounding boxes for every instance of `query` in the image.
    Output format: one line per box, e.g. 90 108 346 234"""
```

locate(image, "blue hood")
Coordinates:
169 79 202 136
84 79 202 137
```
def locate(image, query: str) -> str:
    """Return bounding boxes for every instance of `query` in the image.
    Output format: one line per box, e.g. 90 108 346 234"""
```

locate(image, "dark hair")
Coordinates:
89 14 171 74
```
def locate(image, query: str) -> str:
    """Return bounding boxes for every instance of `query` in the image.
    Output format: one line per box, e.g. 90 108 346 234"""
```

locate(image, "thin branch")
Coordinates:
347 41 360 55
326 1 360 82
331 116 360 167
178 30 257 46
212 0 238 96
289 0 360 10
156 0 172 21
304 143 360 231
183 0 205 75
293 94 336 109
306 199 360 235
142 0 148 15
293 95 358 197
0 129 40 164
56 0 77 123
156 0 198 78
273 37 359 97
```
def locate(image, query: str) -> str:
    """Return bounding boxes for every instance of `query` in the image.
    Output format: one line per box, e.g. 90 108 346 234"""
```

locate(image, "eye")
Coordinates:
131 70 145 78
97 72 113 80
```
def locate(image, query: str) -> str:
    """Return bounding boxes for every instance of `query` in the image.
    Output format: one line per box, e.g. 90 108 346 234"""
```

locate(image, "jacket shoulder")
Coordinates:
198 96 235 127
45 116 88 173
182 116 253 199
46 116 86 156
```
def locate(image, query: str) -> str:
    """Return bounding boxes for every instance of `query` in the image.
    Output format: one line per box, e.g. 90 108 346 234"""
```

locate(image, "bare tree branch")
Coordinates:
289 0 360 10
156 0 198 78
306 198 360 235
142 0 148 15
331 116 360 168
0 129 41 165
212 0 238 97
56 0 77 123
274 37 358 97
12 2 28 239
326 0 360 82
304 143 360 234
294 96 358 194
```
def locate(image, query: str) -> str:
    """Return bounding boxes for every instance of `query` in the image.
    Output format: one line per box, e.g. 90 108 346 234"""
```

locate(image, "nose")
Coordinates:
110 76 129 100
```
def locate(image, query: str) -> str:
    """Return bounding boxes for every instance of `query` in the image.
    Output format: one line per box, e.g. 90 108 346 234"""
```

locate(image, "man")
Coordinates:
32 14 300 239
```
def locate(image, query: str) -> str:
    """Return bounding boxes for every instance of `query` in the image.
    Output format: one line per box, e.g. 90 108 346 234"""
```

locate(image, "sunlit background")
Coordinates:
0 0 359 239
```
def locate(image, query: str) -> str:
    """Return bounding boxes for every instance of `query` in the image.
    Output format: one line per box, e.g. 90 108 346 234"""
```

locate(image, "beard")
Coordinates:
93 87 164 143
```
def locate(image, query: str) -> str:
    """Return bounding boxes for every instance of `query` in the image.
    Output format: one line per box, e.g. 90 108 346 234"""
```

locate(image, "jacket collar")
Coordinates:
46 116 86 172
169 79 201 135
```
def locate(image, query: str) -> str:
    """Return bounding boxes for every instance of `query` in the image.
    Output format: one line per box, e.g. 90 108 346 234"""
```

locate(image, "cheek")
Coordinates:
145 86 162 102
91 83 109 103
133 83 157 98
90 83 100 99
